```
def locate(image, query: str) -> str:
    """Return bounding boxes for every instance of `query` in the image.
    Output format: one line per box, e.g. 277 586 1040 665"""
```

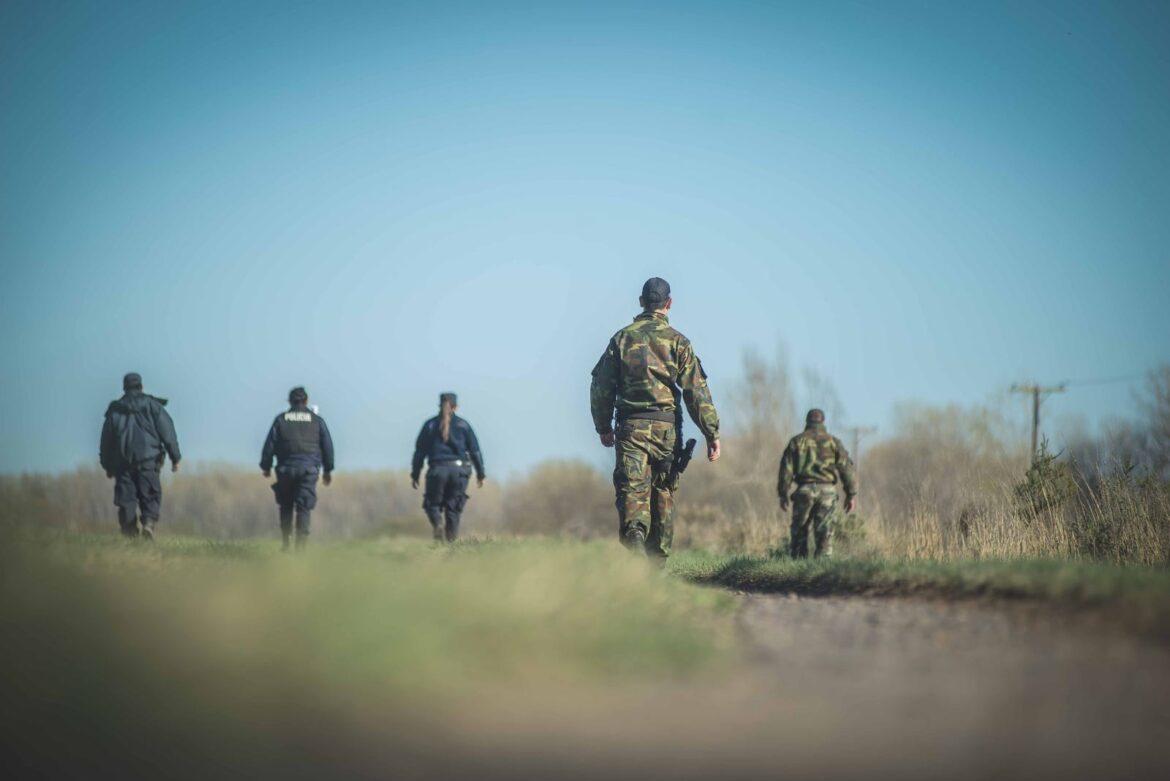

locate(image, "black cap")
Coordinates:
641 277 671 304
440 392 457 406
123 372 142 391
289 386 308 404
806 408 825 425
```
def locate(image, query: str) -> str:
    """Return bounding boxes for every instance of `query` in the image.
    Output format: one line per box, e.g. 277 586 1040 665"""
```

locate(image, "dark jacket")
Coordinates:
411 414 484 481
100 392 181 473
261 405 335 472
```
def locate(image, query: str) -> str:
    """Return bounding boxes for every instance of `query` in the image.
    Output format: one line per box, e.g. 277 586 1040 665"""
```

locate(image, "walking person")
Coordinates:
261 387 335 552
410 392 485 543
99 372 182 540
777 409 858 558
589 277 722 560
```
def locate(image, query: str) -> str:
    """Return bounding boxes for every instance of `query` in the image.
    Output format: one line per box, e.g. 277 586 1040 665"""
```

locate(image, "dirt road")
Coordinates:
453 594 1170 781
724 594 1170 779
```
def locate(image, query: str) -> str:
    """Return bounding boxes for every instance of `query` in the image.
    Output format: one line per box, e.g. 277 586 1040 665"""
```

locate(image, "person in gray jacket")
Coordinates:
99 372 181 540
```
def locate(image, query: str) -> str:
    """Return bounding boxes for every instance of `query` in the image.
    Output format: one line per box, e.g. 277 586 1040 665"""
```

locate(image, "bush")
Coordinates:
1013 439 1078 520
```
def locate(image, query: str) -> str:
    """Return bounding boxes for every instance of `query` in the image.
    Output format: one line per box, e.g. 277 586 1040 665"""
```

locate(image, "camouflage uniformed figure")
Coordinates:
777 409 858 558
590 277 721 559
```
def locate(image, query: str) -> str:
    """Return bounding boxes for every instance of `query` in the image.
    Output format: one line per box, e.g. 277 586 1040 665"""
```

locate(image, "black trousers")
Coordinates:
114 464 162 532
272 465 319 536
423 464 471 541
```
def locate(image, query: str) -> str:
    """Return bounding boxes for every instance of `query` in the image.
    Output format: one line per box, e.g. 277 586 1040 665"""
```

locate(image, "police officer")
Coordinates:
261 387 335 551
590 277 722 559
410 392 485 543
99 372 182 540
777 408 858 558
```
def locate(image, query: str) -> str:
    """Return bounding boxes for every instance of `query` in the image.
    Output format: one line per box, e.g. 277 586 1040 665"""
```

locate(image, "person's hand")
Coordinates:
477 476 486 489
262 469 271 478
600 431 615 448
323 472 332 487
707 439 721 462
779 497 789 512
171 461 180 474
411 477 419 490
845 496 857 514
105 471 114 479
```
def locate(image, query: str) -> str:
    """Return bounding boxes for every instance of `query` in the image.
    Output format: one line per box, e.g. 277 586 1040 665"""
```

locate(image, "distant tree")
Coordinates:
1013 438 1077 520
1136 364 1170 478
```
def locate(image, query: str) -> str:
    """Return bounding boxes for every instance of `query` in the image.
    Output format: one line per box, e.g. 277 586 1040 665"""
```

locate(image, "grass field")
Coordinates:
0 531 734 778
3 529 1169 778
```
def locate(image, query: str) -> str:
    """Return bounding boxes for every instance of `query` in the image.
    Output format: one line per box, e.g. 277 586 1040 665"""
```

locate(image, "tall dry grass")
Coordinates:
672 359 1170 565
3 361 1166 565
0 464 503 540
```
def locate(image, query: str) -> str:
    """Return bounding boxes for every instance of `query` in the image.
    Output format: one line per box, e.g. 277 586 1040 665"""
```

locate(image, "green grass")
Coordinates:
0 531 734 777
7 528 1169 778
669 549 1170 637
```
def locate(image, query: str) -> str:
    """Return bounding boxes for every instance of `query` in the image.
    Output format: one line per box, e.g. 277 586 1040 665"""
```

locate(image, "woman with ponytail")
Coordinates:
410 392 486 542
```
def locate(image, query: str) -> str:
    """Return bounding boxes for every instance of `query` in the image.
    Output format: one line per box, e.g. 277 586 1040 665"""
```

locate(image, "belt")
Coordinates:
796 480 835 486
618 409 676 423
431 459 467 467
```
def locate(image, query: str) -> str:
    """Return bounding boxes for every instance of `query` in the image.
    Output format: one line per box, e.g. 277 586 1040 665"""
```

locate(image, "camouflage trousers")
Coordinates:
789 484 840 558
613 419 677 558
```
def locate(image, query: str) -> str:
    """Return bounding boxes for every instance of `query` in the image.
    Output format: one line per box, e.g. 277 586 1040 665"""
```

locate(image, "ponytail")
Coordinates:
439 397 453 443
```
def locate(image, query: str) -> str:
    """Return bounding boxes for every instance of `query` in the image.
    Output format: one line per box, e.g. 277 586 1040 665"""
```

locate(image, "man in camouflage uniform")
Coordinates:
590 277 722 559
777 409 858 558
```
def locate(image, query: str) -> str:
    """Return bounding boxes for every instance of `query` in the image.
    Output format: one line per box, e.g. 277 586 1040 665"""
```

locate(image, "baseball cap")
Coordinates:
641 277 671 304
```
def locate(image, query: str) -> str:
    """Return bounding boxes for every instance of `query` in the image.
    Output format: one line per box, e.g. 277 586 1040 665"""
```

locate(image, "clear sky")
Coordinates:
2 0 1167 476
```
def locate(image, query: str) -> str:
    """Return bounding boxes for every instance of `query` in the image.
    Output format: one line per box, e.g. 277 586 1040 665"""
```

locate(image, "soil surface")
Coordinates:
450 594 1170 781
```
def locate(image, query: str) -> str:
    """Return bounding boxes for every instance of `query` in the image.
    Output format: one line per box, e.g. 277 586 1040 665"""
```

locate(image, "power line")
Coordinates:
1010 383 1067 465
1064 372 1146 388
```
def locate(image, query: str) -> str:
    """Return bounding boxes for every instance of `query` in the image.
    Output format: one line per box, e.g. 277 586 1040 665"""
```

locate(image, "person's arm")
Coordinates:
260 419 278 475
99 411 116 477
677 340 721 457
836 438 859 513
154 402 181 470
410 422 430 486
590 338 620 446
465 422 485 485
778 440 795 509
319 416 335 484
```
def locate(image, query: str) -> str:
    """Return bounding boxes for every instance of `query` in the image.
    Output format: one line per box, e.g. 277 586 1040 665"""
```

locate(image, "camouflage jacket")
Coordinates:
777 424 858 498
590 312 720 442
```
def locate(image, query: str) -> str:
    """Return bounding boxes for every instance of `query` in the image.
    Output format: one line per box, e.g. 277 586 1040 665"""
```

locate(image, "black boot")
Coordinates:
281 530 291 552
624 527 647 555
140 521 156 542
294 533 308 553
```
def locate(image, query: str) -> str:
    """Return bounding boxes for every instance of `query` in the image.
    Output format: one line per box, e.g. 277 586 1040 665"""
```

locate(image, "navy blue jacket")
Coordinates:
411 414 484 481
261 405 335 472
100 391 181 473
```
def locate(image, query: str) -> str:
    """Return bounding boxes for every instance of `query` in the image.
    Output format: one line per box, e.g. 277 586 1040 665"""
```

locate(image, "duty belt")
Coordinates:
432 459 467 467
618 410 676 423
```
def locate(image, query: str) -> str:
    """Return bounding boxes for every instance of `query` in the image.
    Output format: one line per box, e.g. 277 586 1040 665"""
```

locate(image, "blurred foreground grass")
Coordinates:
0 531 732 778
670 550 1170 638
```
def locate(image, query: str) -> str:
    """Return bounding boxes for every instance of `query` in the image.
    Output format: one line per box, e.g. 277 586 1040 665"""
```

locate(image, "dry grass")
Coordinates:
4 361 1166 566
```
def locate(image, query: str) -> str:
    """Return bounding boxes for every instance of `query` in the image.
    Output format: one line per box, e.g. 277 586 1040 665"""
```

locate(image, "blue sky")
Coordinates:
2 1 1167 476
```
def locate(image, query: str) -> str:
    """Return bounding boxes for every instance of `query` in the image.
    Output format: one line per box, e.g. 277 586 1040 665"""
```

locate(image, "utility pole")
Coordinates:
842 425 878 479
1010 382 1067 464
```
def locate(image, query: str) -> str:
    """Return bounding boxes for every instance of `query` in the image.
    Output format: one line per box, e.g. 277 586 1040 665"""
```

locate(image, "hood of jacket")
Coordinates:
107 391 167 417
